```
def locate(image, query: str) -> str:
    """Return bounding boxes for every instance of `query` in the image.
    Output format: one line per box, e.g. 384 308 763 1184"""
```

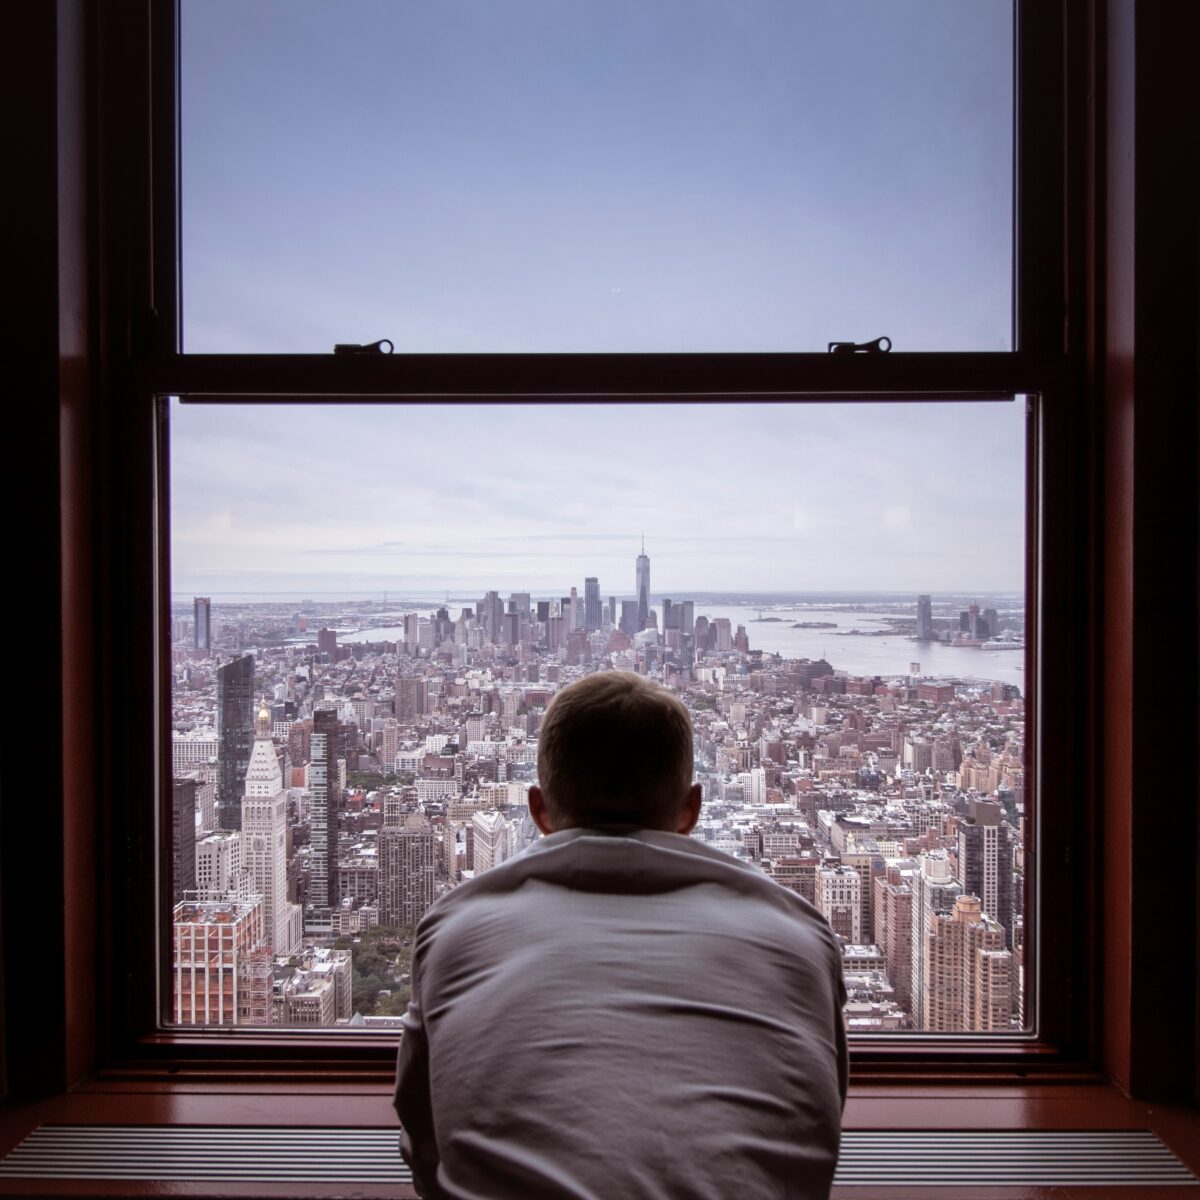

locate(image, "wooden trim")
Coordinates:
110 0 1085 1082
1015 0 1067 354
25 0 1199 1107
58 0 99 1092
141 351 1064 400
1096 0 1200 1101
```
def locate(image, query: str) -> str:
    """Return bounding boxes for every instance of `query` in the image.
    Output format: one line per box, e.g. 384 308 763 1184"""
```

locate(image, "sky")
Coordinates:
173 2 1020 597
181 0 1013 354
170 399 1026 596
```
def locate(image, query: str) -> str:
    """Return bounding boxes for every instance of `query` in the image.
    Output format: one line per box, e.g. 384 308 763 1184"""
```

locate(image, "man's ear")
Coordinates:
528 785 557 835
675 783 702 835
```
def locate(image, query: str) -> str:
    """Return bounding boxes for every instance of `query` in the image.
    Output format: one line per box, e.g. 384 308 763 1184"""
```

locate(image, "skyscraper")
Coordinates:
479 591 504 642
925 894 1012 1031
916 594 933 641
193 596 211 650
956 797 1016 948
173 895 271 1026
635 537 650 630
472 810 509 874
619 601 639 636
215 654 254 832
308 706 341 915
909 850 962 1029
817 865 861 943
241 700 302 956
379 812 438 929
677 600 695 637
171 777 197 904
584 577 602 632
395 676 428 722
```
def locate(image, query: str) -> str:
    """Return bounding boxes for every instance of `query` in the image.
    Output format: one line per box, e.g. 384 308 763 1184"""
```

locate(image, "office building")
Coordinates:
395 676 427 722
171 777 197 904
619 600 639 636
172 895 271 1026
584 576 602 632
193 596 211 651
957 798 1016 948
195 830 241 894
925 894 1012 1031
215 654 255 832
308 706 341 915
909 851 962 1029
472 810 509 874
917 594 933 641
241 700 302 956
278 948 353 1026
379 812 438 929
818 865 862 943
635 538 650 630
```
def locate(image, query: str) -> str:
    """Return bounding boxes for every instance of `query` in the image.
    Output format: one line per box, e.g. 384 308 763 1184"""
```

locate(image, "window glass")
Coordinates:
180 1 1013 352
168 398 1028 1033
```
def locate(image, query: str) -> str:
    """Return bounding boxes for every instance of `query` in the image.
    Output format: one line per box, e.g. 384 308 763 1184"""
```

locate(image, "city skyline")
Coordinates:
170 399 1026 596
171 555 1026 1032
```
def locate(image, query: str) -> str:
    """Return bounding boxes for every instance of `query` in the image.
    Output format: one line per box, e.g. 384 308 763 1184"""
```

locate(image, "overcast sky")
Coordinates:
181 0 1012 354
173 2 1019 597
170 399 1025 596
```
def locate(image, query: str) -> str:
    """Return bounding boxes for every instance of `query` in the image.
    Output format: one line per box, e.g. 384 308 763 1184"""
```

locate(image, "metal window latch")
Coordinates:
827 335 892 354
333 338 394 355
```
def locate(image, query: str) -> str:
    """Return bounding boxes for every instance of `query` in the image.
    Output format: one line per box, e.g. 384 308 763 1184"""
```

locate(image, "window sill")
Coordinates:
3 1081 1198 1198
98 1029 1095 1088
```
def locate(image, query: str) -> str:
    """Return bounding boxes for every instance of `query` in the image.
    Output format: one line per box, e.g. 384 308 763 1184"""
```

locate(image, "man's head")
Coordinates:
528 671 701 835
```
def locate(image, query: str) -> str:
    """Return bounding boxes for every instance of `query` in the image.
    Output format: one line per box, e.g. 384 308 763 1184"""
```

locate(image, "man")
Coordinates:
394 671 847 1199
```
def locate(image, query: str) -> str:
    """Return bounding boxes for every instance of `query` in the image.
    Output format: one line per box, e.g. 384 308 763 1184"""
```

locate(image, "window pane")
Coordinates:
167 398 1028 1033
180 1 1013 352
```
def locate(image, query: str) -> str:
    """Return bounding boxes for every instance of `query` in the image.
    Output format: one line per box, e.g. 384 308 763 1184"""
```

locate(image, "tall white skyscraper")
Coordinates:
242 701 302 956
635 537 650 630
909 850 963 1029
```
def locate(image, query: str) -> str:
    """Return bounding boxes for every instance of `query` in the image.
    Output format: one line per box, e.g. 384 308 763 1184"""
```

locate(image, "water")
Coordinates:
696 605 1025 690
335 602 1025 691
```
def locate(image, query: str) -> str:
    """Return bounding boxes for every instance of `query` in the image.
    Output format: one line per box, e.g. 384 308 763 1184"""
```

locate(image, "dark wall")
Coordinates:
1098 0 1200 1102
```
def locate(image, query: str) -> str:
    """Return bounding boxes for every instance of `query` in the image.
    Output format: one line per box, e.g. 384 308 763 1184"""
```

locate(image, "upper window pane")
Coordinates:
180 1 1013 353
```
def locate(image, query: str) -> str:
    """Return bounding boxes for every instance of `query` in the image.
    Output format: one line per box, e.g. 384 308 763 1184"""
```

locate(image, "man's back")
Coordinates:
395 828 847 1200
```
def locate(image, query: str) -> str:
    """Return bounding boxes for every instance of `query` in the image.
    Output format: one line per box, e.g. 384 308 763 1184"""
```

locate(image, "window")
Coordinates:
10 0 1198 1132
167 397 1029 1034
180 0 1013 354
28 0 1117 1084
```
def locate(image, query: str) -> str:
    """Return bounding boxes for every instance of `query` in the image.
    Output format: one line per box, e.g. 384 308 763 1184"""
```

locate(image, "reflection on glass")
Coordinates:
167 399 1028 1031
181 1 1013 352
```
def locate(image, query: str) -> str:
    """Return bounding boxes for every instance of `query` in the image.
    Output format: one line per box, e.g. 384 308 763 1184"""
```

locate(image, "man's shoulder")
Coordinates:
420 828 834 936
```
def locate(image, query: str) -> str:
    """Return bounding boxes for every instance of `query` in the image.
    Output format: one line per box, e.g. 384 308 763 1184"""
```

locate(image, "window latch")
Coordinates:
827 335 892 354
333 338 394 355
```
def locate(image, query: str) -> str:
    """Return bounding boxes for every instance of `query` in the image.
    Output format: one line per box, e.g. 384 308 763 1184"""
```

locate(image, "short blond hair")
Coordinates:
536 671 694 830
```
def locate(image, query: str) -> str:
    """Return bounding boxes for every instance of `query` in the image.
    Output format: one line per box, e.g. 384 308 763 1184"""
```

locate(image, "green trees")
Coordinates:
348 925 414 1015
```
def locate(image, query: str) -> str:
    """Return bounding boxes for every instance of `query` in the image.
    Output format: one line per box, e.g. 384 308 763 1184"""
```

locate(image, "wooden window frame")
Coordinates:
7 0 1197 1106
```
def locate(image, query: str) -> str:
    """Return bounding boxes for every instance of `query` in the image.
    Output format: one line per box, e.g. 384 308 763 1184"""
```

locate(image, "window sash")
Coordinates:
90 0 1091 1076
